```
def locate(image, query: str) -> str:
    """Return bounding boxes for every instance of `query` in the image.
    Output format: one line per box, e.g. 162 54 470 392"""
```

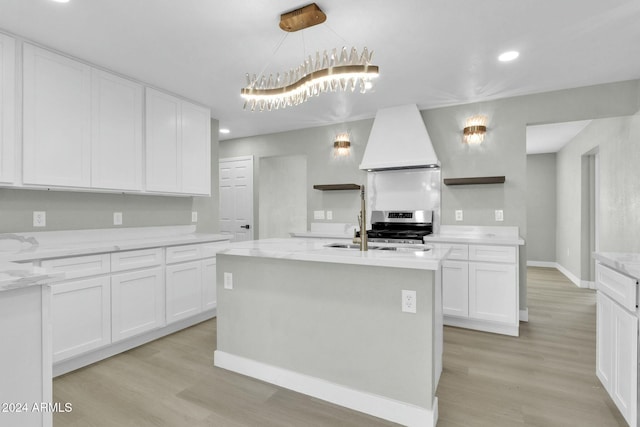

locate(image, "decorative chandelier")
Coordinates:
241 3 380 112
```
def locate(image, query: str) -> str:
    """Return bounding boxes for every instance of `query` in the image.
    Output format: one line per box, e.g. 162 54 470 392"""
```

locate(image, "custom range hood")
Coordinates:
359 104 439 171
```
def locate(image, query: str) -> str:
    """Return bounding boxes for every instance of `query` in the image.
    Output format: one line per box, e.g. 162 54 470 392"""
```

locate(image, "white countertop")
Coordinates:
0 226 231 291
219 238 449 270
594 252 640 281
424 225 525 246
0 262 64 292
0 226 230 263
289 231 353 239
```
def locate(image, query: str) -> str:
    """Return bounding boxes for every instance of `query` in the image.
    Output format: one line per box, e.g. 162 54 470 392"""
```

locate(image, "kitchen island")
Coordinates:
214 238 449 427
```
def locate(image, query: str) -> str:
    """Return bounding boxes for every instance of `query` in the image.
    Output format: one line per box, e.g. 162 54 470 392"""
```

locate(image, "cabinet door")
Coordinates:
166 261 202 323
0 33 16 184
596 292 613 393
23 44 91 187
202 257 217 310
145 88 181 192
181 101 211 195
469 262 517 324
111 267 165 341
51 277 110 362
442 260 469 317
91 69 143 190
612 302 638 426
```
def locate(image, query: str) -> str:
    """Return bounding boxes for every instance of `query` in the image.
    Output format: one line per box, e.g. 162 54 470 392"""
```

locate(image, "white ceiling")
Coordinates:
526 120 592 154
1 1 639 143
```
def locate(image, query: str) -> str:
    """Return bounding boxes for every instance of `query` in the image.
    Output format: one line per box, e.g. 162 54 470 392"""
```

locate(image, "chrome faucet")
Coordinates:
352 185 368 251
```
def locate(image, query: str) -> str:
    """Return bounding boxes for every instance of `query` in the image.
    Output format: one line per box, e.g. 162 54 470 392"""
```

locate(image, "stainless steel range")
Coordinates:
362 210 434 244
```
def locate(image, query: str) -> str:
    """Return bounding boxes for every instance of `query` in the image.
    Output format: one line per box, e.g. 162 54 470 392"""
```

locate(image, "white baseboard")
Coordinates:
527 261 557 268
581 280 596 290
214 351 437 427
519 308 529 322
554 263 581 287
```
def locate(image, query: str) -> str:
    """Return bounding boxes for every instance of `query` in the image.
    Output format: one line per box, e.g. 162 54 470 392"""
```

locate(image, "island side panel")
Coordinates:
215 253 436 409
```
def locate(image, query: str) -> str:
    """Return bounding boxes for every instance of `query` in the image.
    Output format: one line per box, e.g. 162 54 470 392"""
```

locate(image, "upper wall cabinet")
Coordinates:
0 33 16 184
146 88 210 196
91 69 143 191
23 43 92 188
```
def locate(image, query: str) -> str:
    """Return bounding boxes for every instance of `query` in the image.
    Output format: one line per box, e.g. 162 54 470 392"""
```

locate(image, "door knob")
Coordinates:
240 224 250 229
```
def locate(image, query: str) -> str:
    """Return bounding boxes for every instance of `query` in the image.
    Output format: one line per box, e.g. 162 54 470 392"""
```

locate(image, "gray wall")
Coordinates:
220 79 640 311
556 114 640 281
0 119 220 234
526 153 557 263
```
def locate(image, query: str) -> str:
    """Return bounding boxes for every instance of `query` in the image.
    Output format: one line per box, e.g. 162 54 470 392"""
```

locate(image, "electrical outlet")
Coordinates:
313 210 325 220
113 212 123 225
326 210 333 220
33 211 46 227
401 290 417 313
224 272 233 290
192 211 198 222
495 209 504 222
455 210 463 221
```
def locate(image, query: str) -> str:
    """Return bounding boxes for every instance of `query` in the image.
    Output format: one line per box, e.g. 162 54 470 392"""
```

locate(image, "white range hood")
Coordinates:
359 104 439 171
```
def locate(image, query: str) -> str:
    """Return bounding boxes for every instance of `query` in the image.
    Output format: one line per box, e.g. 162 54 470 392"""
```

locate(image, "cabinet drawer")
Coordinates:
111 248 163 272
166 244 202 264
596 263 638 311
42 254 110 280
442 244 469 260
469 245 516 263
201 241 229 258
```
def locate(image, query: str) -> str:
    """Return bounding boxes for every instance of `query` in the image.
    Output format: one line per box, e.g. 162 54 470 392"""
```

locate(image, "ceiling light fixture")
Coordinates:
241 3 379 112
50 0 70 3
333 132 351 158
498 51 519 62
463 115 488 144
219 128 230 134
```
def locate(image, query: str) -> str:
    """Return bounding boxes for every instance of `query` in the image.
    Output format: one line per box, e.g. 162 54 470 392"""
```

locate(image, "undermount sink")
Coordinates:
324 243 431 252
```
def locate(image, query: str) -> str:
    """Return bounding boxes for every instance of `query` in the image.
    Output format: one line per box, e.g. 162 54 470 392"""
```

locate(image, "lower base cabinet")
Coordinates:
51 277 111 362
442 260 469 317
469 262 517 324
596 291 638 425
166 260 203 323
111 267 165 341
202 257 217 310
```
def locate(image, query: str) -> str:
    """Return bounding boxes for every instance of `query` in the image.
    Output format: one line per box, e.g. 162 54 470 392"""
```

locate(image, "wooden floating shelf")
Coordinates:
443 176 506 186
313 184 361 191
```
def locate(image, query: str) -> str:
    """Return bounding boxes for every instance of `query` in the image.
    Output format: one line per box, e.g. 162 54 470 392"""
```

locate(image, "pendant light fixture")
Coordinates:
241 3 380 112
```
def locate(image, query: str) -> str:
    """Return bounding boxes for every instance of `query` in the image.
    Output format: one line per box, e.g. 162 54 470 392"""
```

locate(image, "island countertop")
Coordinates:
0 261 64 292
219 238 449 270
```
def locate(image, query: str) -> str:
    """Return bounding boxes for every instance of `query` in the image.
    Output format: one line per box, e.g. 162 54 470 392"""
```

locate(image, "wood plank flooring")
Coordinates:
53 267 628 426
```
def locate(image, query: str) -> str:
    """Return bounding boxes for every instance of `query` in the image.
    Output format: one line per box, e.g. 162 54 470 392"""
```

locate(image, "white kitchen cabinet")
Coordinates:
442 260 468 317
51 277 111 362
469 262 517 324
91 69 143 190
111 267 165 341
596 262 638 426
0 33 16 184
23 43 92 187
202 257 217 310
166 260 203 323
145 88 211 195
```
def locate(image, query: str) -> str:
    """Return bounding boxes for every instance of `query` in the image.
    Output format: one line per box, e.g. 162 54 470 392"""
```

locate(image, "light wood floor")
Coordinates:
53 267 628 426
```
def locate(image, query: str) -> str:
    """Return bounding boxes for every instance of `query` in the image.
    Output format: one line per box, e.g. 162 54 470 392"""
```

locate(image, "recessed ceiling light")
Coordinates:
51 0 70 3
219 128 230 134
498 51 519 62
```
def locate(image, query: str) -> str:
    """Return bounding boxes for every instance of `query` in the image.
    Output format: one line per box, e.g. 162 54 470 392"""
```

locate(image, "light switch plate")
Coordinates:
326 211 333 220
33 211 46 227
313 210 325 220
224 272 233 290
113 212 123 225
455 210 463 221
495 210 504 221
192 211 198 222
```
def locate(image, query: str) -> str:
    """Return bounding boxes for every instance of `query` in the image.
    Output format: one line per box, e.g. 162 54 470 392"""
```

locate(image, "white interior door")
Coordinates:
219 156 254 242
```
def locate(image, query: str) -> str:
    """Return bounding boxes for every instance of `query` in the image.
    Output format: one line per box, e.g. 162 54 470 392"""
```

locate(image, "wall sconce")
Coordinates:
463 115 488 144
333 132 351 158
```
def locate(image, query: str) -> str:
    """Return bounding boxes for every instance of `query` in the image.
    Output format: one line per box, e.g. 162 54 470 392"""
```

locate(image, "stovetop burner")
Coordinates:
360 210 434 243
